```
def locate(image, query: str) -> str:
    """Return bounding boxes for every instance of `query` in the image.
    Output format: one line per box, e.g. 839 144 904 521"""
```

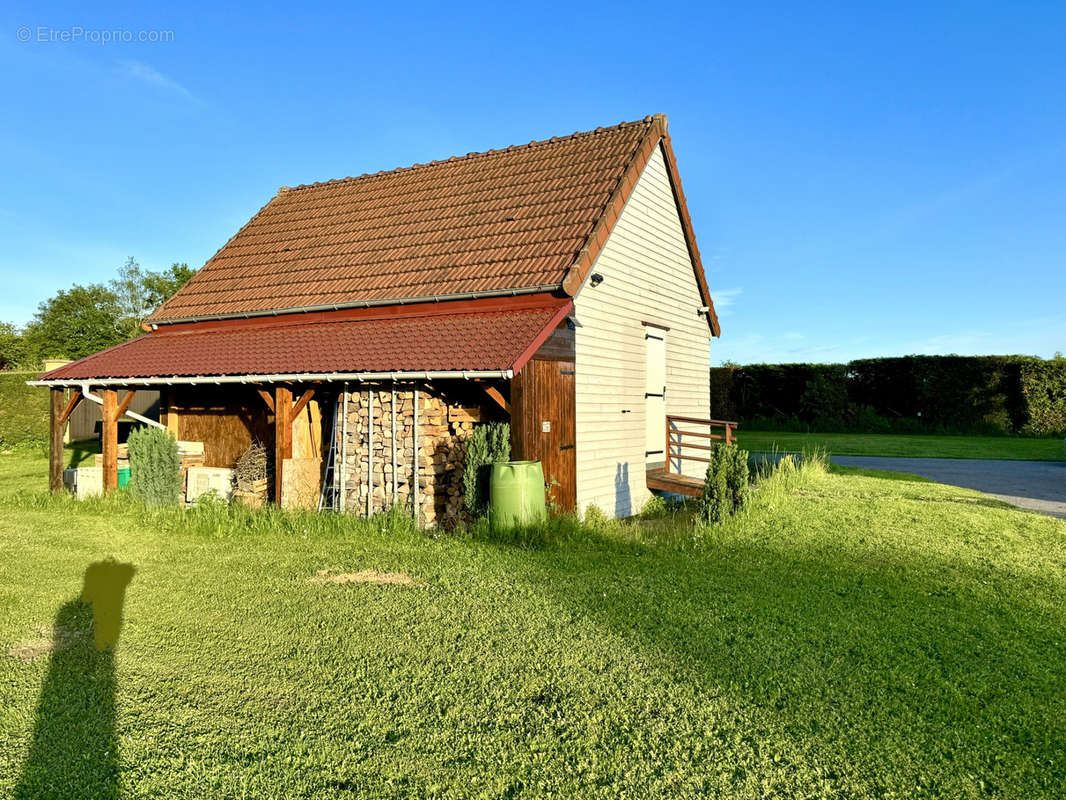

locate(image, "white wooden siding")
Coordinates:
573 146 712 517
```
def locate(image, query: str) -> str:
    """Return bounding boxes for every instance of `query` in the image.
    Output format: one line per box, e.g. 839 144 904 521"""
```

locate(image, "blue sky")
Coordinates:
1 1 1063 364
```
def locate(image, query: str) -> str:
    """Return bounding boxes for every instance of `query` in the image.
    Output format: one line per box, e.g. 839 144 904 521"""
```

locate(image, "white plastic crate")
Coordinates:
185 467 234 503
63 467 103 499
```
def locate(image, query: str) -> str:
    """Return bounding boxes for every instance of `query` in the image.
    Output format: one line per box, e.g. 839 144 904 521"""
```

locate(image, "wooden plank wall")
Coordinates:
511 320 577 510
166 386 274 468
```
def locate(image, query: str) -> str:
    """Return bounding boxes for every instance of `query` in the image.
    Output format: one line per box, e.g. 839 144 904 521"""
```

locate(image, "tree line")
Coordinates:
0 257 194 370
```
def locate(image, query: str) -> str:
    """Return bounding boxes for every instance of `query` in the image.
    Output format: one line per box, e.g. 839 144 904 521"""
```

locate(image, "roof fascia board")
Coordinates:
560 118 721 337
561 116 665 296
658 133 721 336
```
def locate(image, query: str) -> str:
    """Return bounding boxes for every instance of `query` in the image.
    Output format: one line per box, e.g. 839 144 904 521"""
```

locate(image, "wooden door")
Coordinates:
510 358 576 511
645 327 666 465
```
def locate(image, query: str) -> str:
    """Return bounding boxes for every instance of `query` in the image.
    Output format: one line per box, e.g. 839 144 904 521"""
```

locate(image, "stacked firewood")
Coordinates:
342 389 481 526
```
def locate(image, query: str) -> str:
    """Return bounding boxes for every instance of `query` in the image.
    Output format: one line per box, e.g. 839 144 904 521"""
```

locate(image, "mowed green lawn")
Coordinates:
1 450 1065 799
737 430 1066 461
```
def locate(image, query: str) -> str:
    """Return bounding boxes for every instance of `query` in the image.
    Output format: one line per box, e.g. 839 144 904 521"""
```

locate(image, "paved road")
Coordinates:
831 456 1066 520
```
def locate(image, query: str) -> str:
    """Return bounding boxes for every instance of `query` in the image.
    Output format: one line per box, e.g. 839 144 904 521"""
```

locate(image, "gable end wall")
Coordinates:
573 145 712 517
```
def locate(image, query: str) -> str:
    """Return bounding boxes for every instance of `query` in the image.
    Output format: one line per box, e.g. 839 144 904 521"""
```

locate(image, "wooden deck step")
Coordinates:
646 469 704 498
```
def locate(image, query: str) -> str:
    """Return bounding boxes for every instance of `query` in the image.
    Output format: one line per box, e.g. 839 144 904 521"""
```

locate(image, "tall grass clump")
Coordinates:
127 425 181 507
748 447 830 509
462 421 510 518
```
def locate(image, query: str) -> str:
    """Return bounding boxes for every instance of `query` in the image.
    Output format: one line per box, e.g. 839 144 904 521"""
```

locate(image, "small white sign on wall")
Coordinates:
541 420 551 433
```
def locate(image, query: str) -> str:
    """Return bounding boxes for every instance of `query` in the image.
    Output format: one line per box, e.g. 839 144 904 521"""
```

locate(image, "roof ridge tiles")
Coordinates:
281 116 657 194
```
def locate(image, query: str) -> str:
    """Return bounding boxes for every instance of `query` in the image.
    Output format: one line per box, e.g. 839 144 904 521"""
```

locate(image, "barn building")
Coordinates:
32 115 730 523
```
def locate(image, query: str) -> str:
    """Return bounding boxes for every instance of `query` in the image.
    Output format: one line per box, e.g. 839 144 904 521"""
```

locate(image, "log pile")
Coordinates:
340 386 483 527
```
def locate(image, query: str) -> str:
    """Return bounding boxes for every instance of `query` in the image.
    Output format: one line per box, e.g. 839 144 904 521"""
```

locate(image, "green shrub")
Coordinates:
727 445 750 510
699 443 752 525
700 443 733 525
462 421 510 518
126 425 181 507
583 503 609 531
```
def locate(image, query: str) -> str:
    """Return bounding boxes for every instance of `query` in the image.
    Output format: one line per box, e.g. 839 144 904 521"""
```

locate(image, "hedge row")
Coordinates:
0 372 49 449
711 356 1066 436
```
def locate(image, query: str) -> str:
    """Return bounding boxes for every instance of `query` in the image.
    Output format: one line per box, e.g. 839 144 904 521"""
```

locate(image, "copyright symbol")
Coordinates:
16 26 31 42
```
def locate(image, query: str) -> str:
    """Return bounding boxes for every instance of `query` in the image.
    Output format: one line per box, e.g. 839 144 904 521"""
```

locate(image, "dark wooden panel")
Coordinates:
533 319 576 361
510 357 576 511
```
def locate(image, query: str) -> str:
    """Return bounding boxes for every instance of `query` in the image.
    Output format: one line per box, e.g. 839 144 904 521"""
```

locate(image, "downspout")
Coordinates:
339 382 348 512
79 382 166 430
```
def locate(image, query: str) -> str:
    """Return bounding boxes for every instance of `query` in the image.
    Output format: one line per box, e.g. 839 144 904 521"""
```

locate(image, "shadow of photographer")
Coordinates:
14 559 135 800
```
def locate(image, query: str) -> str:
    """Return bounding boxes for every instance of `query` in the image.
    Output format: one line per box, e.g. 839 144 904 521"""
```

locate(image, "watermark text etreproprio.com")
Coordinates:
16 26 175 44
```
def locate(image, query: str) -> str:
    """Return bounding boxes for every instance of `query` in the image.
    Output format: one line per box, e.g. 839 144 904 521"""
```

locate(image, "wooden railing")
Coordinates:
664 415 739 476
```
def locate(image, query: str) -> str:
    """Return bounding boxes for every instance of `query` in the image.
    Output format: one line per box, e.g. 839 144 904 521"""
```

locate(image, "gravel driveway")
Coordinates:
831 456 1066 520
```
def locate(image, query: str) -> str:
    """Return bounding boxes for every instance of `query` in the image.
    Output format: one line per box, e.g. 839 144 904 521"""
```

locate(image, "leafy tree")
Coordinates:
142 262 195 308
23 283 125 361
110 258 195 339
20 258 196 361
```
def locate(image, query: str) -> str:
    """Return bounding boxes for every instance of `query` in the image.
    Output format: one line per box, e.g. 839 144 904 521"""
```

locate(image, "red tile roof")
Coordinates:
41 298 571 381
147 114 717 335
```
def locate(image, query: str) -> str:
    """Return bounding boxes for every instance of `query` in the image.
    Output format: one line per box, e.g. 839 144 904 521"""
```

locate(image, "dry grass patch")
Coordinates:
8 624 87 662
310 568 419 586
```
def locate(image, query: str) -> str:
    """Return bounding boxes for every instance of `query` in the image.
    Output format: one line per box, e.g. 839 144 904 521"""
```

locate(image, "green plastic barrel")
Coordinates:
117 467 131 488
489 461 547 529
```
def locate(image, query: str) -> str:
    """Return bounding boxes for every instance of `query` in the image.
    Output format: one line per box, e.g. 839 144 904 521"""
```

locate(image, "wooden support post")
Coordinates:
256 387 275 413
367 389 374 517
49 388 65 492
412 388 419 525
161 389 180 438
291 388 315 419
665 415 671 475
116 390 136 420
59 389 83 426
478 382 510 414
274 386 292 505
101 388 119 493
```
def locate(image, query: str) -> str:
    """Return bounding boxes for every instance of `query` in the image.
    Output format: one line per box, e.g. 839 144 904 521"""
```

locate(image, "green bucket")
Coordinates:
117 467 131 488
489 461 547 530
